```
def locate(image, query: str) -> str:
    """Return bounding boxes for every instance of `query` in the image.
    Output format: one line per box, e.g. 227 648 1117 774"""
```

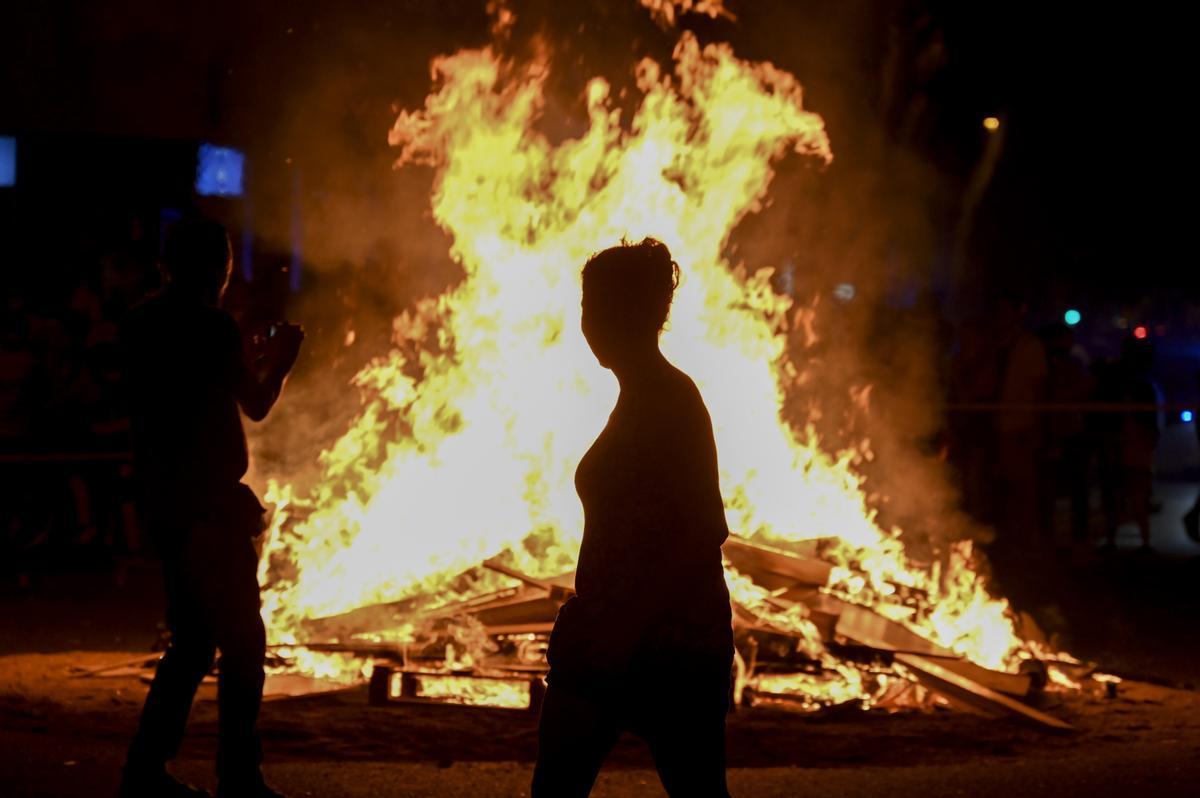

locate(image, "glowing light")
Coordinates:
1133 325 1148 340
1182 410 1194 424
833 283 856 302
196 143 245 197
1063 309 1081 327
983 116 1001 132
0 136 15 187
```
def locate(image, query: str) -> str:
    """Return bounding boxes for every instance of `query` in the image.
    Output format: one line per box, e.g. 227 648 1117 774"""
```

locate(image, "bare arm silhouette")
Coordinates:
233 322 303 422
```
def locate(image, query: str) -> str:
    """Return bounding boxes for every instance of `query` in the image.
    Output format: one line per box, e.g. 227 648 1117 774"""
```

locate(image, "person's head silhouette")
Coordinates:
581 238 679 373
162 218 232 306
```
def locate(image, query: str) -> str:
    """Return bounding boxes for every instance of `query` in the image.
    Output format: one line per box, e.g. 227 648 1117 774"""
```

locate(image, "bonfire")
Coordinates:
252 0 1089 726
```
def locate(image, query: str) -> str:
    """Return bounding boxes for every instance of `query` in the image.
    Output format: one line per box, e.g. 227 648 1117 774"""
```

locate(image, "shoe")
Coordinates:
118 765 211 798
216 774 287 798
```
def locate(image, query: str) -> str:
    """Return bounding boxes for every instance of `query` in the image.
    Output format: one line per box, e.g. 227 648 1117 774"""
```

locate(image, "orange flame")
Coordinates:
259 18 1037 694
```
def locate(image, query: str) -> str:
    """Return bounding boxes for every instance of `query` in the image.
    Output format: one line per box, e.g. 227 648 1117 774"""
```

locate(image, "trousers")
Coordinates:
532 672 731 797
126 522 266 782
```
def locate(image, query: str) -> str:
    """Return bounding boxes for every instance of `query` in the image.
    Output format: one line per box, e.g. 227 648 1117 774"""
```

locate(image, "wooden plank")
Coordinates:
70 654 161 678
482 558 575 596
304 583 541 638
300 593 468 639
831 601 1035 697
471 596 563 629
833 603 958 660
303 560 567 639
484 622 556 636
722 536 833 589
937 658 1033 699
896 653 1073 731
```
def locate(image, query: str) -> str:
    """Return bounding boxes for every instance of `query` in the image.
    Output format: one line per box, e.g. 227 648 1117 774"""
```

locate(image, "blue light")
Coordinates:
1064 308 1081 327
0 136 15 187
195 143 245 197
1183 410 1194 424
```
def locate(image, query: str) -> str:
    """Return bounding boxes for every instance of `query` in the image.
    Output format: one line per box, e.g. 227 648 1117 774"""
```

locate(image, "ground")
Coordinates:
3 646 1200 798
3 558 1200 798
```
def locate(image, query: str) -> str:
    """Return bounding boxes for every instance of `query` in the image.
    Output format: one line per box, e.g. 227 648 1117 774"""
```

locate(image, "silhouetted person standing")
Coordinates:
1097 336 1160 552
991 293 1047 548
532 239 734 797
119 219 303 798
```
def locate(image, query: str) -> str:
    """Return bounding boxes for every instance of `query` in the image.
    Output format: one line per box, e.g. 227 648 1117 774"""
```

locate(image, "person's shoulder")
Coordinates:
161 298 238 337
121 293 237 343
660 365 711 425
124 291 165 318
199 304 239 331
665 364 702 397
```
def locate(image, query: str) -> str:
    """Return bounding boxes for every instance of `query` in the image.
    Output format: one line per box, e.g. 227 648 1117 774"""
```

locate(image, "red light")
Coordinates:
1133 325 1148 340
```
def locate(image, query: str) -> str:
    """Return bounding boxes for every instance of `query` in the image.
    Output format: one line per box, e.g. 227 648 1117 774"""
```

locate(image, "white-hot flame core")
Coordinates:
259 29 1031 686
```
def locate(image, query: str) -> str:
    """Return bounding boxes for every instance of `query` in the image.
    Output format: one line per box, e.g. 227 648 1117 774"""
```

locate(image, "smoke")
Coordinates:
238 7 493 492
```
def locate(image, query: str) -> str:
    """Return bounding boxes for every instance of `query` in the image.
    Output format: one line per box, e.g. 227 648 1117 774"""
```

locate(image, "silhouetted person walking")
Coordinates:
119 219 303 798
532 239 734 797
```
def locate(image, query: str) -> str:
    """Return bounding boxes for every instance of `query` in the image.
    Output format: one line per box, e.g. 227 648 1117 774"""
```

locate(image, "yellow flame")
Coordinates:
409 674 533 709
751 669 886 711
258 23 1038 691
639 0 735 26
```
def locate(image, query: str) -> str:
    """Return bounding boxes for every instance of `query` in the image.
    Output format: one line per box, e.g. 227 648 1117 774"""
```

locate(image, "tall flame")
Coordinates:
260 24 1029 684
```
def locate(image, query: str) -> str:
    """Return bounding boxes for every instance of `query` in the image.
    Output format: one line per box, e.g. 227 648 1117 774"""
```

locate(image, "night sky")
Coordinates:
1 1 1191 304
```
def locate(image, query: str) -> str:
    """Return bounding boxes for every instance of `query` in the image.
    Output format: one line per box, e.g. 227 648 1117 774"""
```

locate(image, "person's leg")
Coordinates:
997 433 1043 551
124 550 216 792
531 682 620 798
1065 441 1092 545
1098 441 1120 547
199 532 268 790
642 682 731 798
1037 454 1059 545
1128 470 1153 549
126 633 217 768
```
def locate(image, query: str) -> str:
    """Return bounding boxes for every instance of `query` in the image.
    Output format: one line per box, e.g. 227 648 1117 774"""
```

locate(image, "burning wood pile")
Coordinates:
249 0 1090 734
275 535 1079 731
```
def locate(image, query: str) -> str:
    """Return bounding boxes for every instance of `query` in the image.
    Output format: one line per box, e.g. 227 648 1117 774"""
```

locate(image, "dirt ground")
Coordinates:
3 563 1200 798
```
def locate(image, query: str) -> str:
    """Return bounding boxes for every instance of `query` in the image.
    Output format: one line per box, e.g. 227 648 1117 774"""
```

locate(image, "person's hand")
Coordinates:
267 322 304 376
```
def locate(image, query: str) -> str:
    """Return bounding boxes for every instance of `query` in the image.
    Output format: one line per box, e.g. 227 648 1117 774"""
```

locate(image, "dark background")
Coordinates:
3 1 1192 306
